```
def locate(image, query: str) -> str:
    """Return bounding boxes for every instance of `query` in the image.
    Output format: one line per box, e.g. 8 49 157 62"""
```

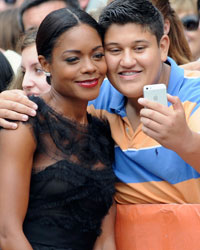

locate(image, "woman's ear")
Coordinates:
38 55 50 74
159 34 170 62
164 18 170 35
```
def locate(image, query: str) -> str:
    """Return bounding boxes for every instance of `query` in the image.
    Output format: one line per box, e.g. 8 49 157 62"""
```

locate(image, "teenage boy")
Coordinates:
1 0 200 249
91 1 200 249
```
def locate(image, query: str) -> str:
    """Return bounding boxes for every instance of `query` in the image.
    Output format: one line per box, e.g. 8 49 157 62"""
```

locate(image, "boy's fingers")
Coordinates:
0 90 38 110
0 109 30 121
0 118 18 130
0 101 37 117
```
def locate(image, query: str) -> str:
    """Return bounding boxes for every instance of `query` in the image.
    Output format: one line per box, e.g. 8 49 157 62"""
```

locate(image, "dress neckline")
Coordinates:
33 96 92 128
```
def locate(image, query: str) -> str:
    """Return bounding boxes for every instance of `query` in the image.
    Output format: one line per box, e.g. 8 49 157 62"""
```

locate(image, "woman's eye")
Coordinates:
93 53 105 59
65 57 79 63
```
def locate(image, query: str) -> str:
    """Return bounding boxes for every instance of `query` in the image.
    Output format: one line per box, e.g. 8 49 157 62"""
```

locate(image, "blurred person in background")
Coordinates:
18 0 80 32
0 0 24 11
150 0 193 65
8 28 51 96
0 51 14 92
170 0 200 61
20 28 51 96
0 8 22 54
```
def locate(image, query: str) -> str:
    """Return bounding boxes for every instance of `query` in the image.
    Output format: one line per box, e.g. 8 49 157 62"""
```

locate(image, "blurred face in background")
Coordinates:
179 11 200 60
0 0 24 11
21 44 51 96
22 1 67 30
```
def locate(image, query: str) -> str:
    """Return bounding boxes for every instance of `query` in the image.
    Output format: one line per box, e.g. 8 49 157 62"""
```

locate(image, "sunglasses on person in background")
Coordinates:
3 0 16 4
181 15 199 31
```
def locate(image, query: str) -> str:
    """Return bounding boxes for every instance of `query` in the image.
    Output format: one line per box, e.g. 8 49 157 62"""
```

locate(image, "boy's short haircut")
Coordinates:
98 0 164 44
18 0 81 32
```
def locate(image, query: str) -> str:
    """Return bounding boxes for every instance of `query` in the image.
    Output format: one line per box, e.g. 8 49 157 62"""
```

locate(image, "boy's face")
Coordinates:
104 23 169 98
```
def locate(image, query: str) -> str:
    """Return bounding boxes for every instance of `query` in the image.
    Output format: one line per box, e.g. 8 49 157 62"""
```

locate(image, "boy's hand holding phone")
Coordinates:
138 84 191 153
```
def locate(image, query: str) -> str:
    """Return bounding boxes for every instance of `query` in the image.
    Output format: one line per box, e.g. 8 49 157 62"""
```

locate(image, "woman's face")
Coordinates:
179 11 200 60
41 23 107 102
21 44 51 96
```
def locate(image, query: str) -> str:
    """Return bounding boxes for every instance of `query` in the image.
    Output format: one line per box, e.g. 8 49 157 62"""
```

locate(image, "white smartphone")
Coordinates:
143 83 168 106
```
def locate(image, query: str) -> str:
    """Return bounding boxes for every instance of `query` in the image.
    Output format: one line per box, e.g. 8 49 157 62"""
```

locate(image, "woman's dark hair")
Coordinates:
0 51 14 92
36 7 103 62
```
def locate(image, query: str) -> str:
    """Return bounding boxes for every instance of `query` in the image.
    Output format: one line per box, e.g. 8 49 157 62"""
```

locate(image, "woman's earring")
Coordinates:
44 71 51 85
44 71 51 77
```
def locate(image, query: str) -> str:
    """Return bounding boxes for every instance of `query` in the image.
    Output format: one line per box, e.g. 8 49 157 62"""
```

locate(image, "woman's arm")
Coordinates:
0 122 36 249
0 90 37 129
93 201 116 250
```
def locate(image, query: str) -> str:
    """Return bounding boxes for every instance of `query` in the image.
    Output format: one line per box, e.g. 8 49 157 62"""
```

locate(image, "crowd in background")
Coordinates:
0 0 200 249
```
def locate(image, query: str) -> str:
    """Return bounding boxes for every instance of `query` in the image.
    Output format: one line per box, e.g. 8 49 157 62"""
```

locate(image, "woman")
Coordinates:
8 28 51 96
0 7 116 250
170 0 200 61
150 0 193 65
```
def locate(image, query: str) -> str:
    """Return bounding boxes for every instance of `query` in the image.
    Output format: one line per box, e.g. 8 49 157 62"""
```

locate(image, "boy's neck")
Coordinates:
125 98 142 132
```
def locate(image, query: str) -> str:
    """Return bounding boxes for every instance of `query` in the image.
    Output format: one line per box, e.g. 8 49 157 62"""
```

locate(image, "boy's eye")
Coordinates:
108 48 121 54
134 46 145 52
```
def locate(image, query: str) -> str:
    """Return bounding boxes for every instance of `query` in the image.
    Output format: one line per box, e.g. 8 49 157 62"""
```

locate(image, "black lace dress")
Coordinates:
22 96 116 250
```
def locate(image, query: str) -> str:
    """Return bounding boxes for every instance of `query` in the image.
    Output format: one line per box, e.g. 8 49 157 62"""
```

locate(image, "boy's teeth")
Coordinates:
121 72 135 75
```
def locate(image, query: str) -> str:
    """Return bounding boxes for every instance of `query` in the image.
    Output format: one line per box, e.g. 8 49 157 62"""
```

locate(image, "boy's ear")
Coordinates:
159 34 170 62
38 55 51 73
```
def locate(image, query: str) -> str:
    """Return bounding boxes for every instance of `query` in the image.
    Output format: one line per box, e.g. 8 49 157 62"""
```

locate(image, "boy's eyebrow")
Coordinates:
104 42 119 46
63 45 104 54
105 40 150 46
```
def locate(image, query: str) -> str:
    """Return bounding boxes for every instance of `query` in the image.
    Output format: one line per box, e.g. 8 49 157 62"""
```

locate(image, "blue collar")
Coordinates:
167 57 184 96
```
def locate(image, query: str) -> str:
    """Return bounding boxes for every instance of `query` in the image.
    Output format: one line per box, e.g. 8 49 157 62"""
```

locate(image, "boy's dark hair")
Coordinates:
99 0 164 44
19 0 81 32
36 7 103 63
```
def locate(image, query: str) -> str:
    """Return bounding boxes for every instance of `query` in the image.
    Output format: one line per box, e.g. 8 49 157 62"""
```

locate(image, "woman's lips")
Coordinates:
76 78 99 88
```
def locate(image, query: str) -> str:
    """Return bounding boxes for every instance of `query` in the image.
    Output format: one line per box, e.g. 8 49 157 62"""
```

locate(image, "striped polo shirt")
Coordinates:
88 57 200 204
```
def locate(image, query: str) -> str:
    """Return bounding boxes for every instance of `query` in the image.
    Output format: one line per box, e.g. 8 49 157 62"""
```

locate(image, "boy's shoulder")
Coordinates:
88 78 124 113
